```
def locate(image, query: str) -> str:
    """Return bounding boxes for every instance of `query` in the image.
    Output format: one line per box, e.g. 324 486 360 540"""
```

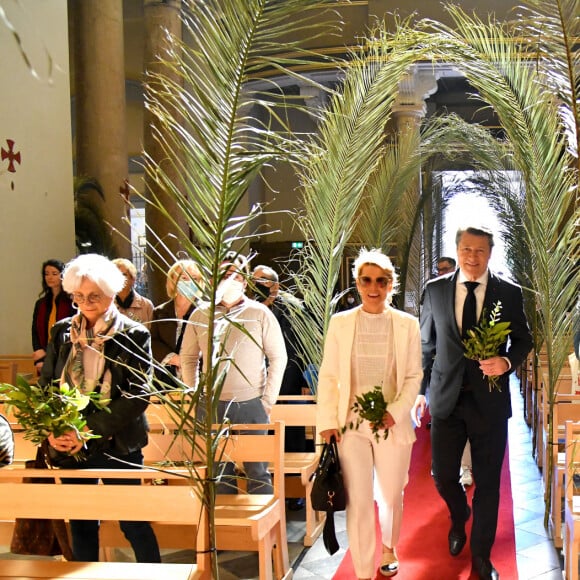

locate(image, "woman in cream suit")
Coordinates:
317 248 422 580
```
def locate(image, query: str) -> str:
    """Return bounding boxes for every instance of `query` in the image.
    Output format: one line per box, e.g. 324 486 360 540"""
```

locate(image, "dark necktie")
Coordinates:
462 282 479 338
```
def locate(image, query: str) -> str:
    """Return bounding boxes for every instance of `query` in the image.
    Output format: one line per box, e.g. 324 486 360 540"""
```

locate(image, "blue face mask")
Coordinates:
177 280 201 301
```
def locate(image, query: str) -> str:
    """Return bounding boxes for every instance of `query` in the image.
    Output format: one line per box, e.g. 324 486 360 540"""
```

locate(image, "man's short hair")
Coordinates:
222 251 250 276
252 265 279 283
437 257 456 268
455 226 495 249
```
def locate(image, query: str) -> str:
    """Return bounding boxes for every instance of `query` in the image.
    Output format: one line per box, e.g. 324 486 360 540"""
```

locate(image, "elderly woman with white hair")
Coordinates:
39 253 161 563
316 248 422 579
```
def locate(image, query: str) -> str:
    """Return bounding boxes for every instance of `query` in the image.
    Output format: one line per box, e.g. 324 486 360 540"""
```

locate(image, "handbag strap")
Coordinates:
312 436 341 480
328 436 341 471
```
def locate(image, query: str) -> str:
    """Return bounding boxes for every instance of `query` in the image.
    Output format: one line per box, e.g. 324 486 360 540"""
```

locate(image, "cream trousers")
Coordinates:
339 422 413 578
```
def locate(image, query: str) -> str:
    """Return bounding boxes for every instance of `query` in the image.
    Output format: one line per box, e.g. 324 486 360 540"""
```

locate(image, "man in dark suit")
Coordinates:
412 225 532 580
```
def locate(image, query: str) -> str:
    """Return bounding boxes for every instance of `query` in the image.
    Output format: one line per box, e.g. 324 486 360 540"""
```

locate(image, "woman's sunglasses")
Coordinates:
357 276 391 288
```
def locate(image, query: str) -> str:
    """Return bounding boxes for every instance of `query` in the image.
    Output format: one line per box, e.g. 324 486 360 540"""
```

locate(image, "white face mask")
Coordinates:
217 278 245 305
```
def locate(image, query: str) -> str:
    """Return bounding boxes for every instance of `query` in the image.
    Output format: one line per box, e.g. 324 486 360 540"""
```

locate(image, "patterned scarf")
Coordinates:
61 304 122 400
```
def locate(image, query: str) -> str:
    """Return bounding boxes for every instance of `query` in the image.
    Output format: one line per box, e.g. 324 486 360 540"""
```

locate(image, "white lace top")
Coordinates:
347 309 396 423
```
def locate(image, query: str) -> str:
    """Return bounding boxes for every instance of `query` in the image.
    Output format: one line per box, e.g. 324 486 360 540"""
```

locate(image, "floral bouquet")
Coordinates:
0 375 109 454
462 301 511 392
342 384 389 442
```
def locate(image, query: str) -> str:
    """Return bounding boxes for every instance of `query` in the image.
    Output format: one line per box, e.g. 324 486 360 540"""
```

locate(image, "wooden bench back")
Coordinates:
564 420 580 506
0 361 17 384
548 396 580 472
144 422 284 494
0 464 210 576
0 467 205 525
270 395 317 427
0 354 36 378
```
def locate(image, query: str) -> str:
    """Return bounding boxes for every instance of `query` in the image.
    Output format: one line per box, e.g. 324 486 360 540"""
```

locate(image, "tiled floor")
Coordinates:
0 378 566 578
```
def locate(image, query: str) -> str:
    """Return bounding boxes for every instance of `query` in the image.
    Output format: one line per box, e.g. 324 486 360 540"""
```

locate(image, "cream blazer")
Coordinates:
316 305 423 445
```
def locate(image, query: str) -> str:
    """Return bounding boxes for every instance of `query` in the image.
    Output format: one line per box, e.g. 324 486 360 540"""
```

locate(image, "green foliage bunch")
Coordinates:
343 384 389 442
463 301 511 391
0 376 108 446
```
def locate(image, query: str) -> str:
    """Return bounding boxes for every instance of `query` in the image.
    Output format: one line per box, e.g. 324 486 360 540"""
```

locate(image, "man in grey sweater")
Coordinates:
181 253 287 493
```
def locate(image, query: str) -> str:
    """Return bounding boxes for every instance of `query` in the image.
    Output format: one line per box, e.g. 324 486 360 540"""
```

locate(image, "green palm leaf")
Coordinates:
140 1 346 574
287 25 436 376
417 1 579 526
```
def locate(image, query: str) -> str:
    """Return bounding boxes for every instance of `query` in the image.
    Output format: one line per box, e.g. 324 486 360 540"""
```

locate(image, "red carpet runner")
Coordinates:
332 418 517 579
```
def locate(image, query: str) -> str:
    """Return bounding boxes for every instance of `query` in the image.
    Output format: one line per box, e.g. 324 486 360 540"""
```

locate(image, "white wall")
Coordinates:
0 0 75 354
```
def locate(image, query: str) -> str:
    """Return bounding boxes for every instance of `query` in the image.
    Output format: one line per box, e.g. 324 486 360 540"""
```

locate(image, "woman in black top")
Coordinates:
40 253 160 563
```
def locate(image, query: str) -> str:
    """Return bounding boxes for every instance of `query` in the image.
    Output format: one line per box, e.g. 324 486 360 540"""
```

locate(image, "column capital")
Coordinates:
392 66 439 121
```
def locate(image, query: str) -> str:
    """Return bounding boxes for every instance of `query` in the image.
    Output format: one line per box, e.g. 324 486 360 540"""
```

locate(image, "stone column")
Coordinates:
72 0 130 257
142 0 188 304
392 67 439 314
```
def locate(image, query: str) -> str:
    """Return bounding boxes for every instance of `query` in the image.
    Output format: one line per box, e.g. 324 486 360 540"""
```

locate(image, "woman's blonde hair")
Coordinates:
111 258 137 280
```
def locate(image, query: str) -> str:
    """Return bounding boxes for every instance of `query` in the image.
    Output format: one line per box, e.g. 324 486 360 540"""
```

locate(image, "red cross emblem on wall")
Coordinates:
1 139 21 173
1 139 22 191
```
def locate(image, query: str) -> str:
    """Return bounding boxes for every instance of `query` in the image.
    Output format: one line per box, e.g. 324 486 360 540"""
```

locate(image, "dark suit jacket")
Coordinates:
39 315 152 456
420 270 532 420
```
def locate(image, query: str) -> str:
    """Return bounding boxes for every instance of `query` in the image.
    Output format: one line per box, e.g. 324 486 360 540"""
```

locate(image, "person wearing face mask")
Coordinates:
150 259 203 388
251 264 311 509
181 253 287 494
338 290 358 311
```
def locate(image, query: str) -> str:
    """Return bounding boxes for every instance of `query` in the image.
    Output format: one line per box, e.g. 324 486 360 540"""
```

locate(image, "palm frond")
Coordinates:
515 0 580 161
419 3 579 526
353 130 421 250
140 2 348 574
286 23 438 375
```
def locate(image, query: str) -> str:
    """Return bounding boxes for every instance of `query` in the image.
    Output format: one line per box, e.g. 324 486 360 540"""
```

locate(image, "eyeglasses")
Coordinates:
72 293 103 304
254 277 275 286
357 276 391 288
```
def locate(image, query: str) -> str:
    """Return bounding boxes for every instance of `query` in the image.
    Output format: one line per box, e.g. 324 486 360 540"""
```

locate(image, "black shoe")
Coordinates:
288 498 305 511
448 505 471 556
472 556 499 580
448 528 467 556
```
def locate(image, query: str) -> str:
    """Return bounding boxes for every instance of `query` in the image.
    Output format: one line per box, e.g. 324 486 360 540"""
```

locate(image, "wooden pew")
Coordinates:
545 394 580 548
0 361 17 385
0 354 36 381
270 395 324 546
145 396 323 548
563 420 580 580
0 465 209 580
538 362 574 472
522 353 534 426
113 421 292 580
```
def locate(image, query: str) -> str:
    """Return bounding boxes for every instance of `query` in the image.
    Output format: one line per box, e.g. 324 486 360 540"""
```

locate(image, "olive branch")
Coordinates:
342 384 389 442
462 301 511 391
0 375 109 448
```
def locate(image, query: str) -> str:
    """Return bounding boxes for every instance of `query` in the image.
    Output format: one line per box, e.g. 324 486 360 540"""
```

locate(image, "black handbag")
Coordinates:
310 436 346 555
